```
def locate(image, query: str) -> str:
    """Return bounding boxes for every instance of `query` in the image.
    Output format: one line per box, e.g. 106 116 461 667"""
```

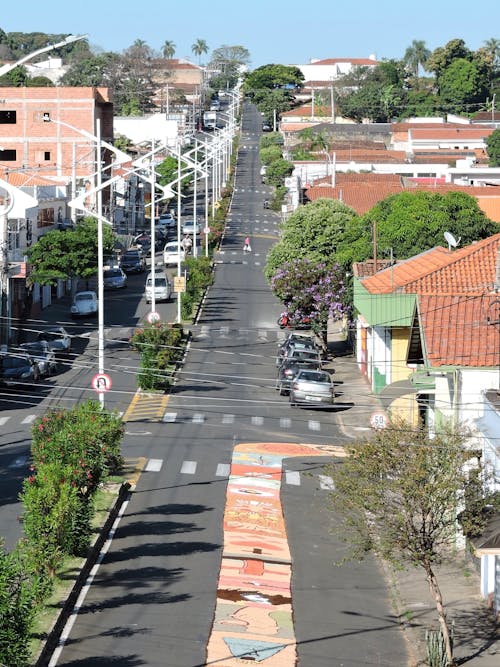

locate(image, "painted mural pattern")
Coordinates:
206 442 344 665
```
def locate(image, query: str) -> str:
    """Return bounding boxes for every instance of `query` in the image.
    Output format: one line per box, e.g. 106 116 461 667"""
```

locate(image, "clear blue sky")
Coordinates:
2 0 499 69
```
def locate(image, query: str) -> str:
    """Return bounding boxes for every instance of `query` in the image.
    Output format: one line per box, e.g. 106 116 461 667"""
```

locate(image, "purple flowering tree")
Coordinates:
270 259 347 352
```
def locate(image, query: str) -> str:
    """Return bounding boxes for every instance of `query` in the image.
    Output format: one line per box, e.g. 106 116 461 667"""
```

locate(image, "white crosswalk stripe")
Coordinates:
145 459 163 472
216 463 231 477
285 470 300 485
163 412 177 423
0 416 10 426
280 417 291 428
222 414 235 424
180 460 197 474
21 414 37 424
308 420 321 431
192 413 205 424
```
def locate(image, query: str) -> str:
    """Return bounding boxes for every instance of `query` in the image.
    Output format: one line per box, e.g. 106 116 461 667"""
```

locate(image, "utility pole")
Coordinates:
372 220 378 276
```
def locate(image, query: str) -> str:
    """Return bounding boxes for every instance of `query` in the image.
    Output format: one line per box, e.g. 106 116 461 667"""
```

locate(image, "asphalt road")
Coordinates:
2 103 409 666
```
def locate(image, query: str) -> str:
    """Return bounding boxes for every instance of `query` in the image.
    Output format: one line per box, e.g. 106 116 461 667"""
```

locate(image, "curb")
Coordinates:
35 482 131 667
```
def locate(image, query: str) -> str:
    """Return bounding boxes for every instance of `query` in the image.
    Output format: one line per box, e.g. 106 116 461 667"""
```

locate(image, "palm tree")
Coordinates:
403 39 431 86
162 40 176 60
191 38 208 65
483 38 500 69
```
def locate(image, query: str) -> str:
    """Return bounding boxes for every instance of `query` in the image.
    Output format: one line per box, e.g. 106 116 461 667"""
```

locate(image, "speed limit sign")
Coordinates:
370 412 388 429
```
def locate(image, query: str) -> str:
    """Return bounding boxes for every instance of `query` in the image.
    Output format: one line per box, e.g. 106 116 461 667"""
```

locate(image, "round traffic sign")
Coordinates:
370 412 388 429
147 311 160 323
92 373 112 393
203 227 211 234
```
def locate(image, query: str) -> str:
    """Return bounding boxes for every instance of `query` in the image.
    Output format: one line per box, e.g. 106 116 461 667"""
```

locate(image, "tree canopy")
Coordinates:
334 191 499 268
485 128 500 167
27 218 116 286
265 198 358 280
328 418 500 665
244 63 304 92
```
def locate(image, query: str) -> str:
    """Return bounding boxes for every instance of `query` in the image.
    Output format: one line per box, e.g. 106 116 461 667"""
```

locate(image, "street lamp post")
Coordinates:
487 298 500 394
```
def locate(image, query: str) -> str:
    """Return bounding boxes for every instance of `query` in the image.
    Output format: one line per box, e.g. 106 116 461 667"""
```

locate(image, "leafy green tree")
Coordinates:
27 218 116 289
263 157 293 188
0 547 39 667
328 418 500 667
485 128 500 166
162 40 176 59
438 58 489 110
191 38 208 64
259 144 282 166
335 191 499 268
252 88 294 123
209 44 250 75
426 38 472 82
244 63 304 93
265 198 357 280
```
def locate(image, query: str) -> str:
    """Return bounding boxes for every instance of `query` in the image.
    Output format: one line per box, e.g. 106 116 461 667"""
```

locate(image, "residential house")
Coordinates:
353 235 500 612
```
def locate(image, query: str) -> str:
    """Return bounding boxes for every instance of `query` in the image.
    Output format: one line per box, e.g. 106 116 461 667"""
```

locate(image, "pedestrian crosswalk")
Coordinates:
142 456 334 490
161 410 327 431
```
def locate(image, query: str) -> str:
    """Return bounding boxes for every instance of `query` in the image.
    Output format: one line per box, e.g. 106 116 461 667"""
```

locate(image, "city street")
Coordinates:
1 103 408 666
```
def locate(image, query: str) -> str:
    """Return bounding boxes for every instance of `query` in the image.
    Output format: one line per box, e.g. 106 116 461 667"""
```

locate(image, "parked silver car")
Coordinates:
276 359 322 396
20 341 57 376
289 369 335 407
37 327 72 356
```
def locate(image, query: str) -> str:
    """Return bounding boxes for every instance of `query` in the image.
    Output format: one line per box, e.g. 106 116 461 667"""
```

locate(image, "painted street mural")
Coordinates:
206 442 345 665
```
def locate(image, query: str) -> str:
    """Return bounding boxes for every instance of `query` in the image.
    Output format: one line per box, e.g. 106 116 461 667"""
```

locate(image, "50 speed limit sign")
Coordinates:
370 412 388 429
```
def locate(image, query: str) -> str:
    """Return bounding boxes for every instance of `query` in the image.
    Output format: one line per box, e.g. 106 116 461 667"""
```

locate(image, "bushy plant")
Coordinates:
131 323 185 390
31 401 124 495
0 546 39 667
20 464 82 575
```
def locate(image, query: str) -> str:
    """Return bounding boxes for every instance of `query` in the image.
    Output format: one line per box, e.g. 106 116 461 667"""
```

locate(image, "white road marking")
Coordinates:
285 470 301 485
251 416 264 425
0 416 10 426
222 414 235 424
180 460 197 474
216 463 231 477
280 417 291 428
192 413 205 423
145 458 163 472
162 412 177 422
308 420 321 431
319 475 335 490
21 414 37 424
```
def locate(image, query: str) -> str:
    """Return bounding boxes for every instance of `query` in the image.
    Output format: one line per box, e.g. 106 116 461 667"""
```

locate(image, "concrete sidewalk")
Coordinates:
327 326 500 666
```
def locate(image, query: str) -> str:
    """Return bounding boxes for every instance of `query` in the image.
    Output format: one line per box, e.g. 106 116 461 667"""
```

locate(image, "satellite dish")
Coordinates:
444 231 461 251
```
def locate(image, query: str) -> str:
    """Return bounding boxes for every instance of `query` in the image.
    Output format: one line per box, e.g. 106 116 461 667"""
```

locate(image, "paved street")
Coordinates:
1 103 408 666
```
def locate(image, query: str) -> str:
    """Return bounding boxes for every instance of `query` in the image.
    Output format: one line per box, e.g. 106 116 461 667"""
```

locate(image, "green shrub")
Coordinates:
131 323 185 390
0 547 39 667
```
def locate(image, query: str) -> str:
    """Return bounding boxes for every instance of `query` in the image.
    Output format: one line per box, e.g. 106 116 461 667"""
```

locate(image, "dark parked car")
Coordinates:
0 352 40 386
276 338 320 367
119 249 146 274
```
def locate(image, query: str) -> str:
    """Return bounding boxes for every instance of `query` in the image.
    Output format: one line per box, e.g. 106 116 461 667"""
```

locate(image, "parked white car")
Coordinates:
163 241 185 266
145 270 172 303
71 291 98 318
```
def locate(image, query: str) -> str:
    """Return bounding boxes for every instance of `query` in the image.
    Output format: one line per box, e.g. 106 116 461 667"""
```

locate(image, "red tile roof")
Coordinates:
0 170 65 186
410 127 495 141
419 294 499 367
360 234 500 367
362 234 500 295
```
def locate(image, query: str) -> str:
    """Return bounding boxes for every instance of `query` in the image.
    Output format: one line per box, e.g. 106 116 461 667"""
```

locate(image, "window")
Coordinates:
0 110 16 124
44 151 51 161
0 149 16 161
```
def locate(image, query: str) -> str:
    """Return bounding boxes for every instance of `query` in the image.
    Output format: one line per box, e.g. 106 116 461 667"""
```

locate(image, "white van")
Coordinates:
145 271 172 303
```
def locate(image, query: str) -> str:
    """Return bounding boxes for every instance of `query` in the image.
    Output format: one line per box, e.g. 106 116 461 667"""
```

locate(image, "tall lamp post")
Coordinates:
63 120 130 407
487 298 500 394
